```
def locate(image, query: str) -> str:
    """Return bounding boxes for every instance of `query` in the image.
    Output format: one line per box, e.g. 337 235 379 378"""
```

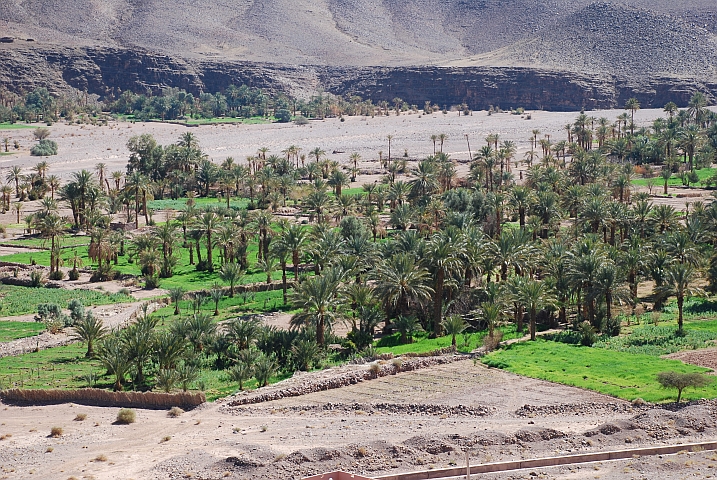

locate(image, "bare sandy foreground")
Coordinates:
1 359 717 479
0 108 671 180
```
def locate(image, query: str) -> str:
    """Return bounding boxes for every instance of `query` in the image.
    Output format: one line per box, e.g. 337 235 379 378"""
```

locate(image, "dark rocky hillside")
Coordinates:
1 0 717 109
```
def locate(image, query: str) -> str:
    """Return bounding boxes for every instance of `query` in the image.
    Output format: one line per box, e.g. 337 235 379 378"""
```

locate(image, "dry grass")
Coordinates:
161 436 171 443
168 407 184 418
73 413 87 421
115 408 136 425
93 454 108 462
49 426 63 437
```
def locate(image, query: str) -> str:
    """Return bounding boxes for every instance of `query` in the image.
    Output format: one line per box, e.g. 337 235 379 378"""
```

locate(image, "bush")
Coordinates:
115 408 136 424
275 109 291 123
294 115 309 125
49 426 63 437
30 139 58 156
167 407 184 418
74 413 87 421
48 270 64 281
482 330 504 352
68 269 80 281
29 271 45 287
579 322 596 347
143 275 161 290
603 315 621 337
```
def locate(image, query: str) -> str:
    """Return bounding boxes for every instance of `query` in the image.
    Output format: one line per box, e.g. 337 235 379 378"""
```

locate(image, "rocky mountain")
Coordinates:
1 0 716 108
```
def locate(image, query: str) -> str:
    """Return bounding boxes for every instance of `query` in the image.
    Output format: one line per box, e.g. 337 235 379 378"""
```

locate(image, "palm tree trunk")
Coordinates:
530 307 536 341
206 232 213 272
677 295 684 334
434 271 444 336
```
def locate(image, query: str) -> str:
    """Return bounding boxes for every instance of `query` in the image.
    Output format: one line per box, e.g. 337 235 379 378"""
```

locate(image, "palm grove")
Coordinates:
5 93 717 393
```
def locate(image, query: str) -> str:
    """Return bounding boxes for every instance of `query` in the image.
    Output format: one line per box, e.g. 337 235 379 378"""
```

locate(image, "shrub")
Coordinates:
294 116 309 125
482 330 504 352
73 413 87 422
115 408 136 424
31 139 58 156
49 426 63 437
275 108 291 123
578 322 596 347
68 269 80 281
29 271 45 287
167 407 184 418
143 275 161 289
94 454 108 462
48 270 65 281
656 371 711 403
368 363 381 377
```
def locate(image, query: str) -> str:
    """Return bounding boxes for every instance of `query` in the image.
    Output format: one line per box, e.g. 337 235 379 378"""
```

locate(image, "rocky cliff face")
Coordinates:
2 44 715 111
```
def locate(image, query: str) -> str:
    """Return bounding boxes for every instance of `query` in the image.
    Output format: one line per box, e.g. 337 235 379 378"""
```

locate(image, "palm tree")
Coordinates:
209 286 223 316
425 230 466 336
197 210 220 271
96 337 130 391
442 315 467 346
6 166 21 196
371 253 433 320
126 171 149 228
72 313 108 357
656 264 704 335
290 269 343 346
218 262 244 297
625 98 640 135
516 279 556 341
509 186 534 228
168 287 186 315
393 315 423 344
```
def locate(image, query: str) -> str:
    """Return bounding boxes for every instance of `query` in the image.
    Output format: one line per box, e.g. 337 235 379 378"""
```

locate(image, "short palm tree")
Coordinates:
517 279 557 341
442 315 467 346
72 314 108 357
218 262 244 297
290 269 343 346
168 287 186 315
393 315 423 344
209 286 224 316
656 264 704 335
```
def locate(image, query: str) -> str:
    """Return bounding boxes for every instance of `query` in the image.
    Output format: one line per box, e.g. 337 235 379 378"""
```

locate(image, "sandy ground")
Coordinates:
0 108 677 181
0 359 716 479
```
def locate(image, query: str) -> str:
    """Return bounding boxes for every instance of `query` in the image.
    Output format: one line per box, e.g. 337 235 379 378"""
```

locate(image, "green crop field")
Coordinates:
0 235 90 249
0 285 133 317
0 321 45 342
0 123 36 130
632 167 717 188
375 324 522 355
483 340 717 403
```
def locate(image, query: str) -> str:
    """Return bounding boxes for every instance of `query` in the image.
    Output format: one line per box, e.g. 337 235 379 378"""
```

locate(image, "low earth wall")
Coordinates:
0 388 205 409
373 441 717 480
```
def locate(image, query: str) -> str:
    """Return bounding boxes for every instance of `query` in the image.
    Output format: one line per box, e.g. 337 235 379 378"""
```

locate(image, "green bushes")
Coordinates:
30 139 58 156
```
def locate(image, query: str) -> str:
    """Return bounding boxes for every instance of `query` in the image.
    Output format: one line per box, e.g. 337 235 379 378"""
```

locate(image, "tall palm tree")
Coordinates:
6 166 21 196
425 230 466 336
625 98 640 135
197 210 221 272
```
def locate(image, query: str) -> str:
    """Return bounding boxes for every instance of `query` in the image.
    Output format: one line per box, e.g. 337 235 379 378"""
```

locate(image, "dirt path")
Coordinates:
0 301 161 358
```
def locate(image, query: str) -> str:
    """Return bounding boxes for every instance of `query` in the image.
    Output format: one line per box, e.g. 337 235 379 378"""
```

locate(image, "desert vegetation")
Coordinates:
0 93 716 406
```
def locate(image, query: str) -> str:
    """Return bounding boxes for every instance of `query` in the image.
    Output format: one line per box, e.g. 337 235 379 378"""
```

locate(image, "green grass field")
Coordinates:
0 238 290 292
0 235 90 249
0 340 289 401
375 325 522 355
482 340 717 403
0 123 36 130
0 285 134 317
147 197 250 211
0 321 45 342
632 167 717 188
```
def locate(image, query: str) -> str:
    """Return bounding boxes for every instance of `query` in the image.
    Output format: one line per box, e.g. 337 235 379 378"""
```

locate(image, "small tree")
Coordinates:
254 353 278 387
209 286 223 316
656 371 711 404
